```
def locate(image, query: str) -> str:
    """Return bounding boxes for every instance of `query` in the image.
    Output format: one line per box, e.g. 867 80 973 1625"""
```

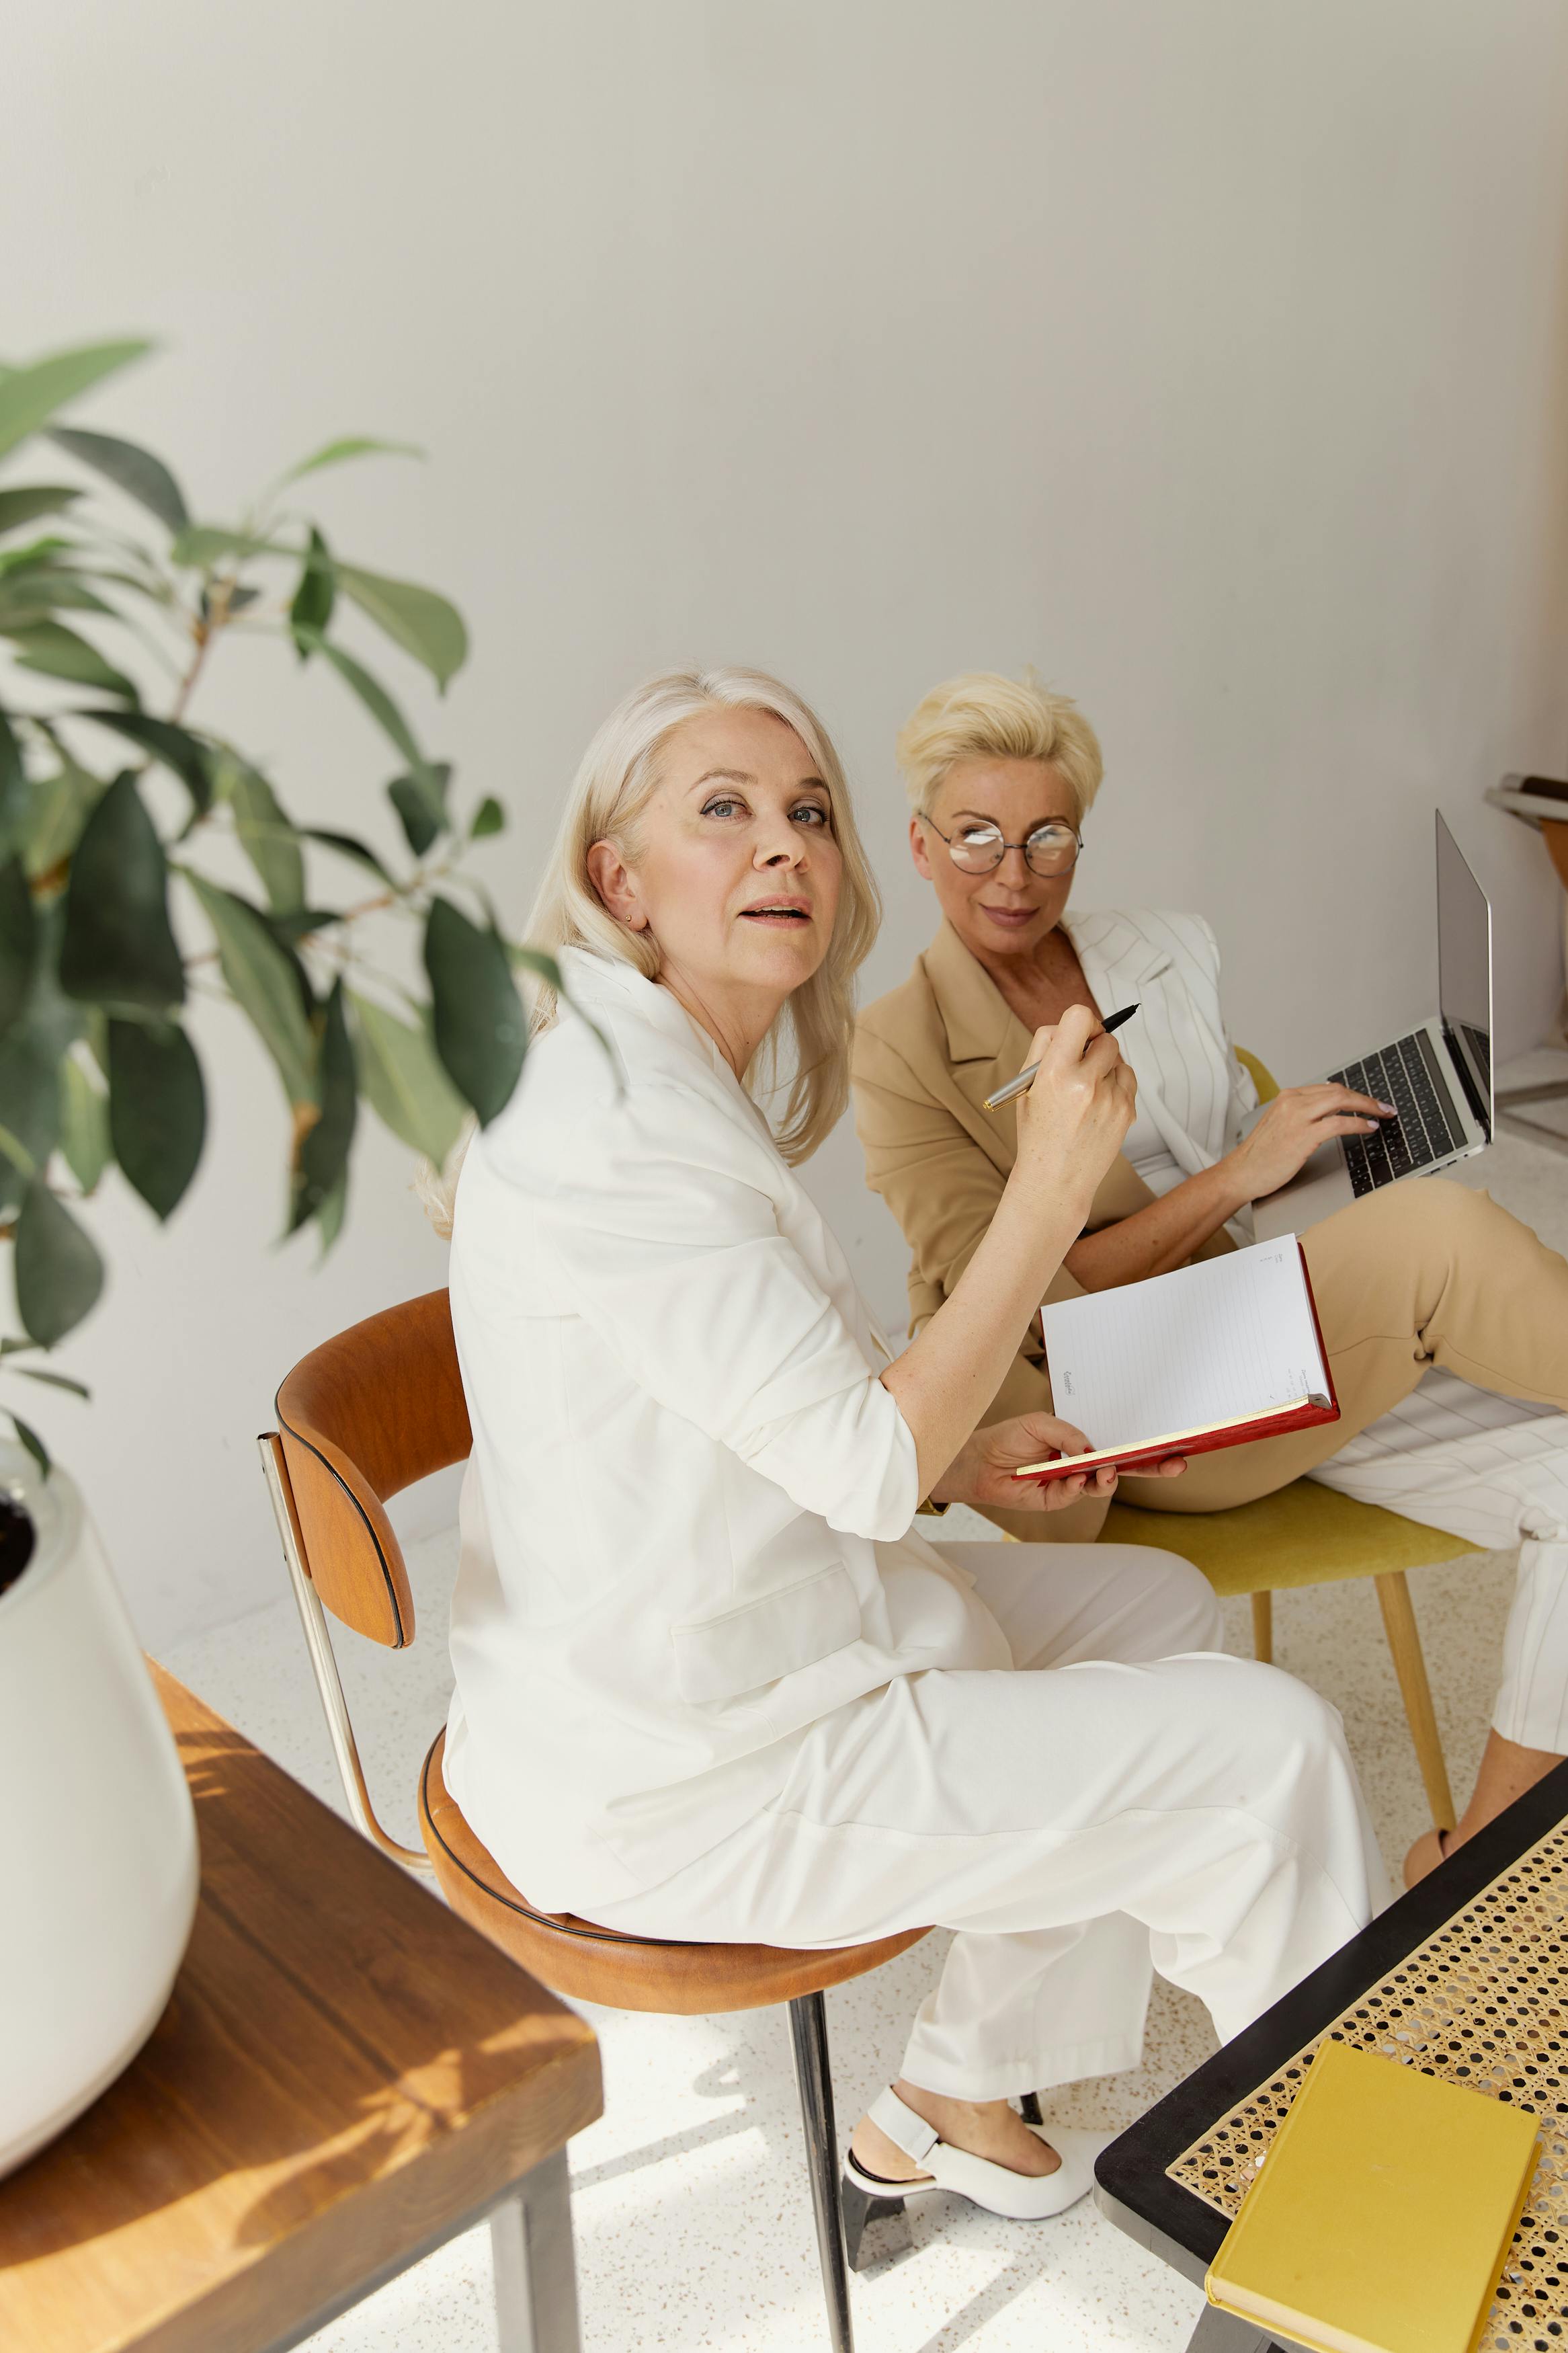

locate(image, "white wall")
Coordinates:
8 0 1568 1649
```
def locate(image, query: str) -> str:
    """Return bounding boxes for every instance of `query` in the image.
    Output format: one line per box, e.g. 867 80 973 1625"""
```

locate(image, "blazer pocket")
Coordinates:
671 1562 862 1706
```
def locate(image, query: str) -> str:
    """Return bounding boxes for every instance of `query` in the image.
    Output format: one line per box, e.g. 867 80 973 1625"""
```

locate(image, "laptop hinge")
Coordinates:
1438 1021 1491 1139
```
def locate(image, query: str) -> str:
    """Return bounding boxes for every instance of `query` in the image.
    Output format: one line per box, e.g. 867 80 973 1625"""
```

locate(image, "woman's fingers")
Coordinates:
1292 1083 1393 1118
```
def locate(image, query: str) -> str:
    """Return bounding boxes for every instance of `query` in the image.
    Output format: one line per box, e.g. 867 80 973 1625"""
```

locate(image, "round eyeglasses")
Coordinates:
923 815 1082 879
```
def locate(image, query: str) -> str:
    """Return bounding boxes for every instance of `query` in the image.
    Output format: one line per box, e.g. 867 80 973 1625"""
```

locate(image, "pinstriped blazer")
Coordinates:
850 912 1257 1536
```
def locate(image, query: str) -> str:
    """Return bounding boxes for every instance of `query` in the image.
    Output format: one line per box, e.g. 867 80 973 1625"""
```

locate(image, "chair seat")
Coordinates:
1102 1482 1483 1599
418 1730 929 2015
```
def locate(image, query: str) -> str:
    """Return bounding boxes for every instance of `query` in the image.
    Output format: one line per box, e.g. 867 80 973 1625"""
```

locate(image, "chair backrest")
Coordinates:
275 1287 470 1649
1235 1045 1280 1106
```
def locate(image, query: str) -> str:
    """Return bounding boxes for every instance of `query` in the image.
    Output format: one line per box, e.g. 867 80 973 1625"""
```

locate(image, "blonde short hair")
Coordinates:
895 668 1104 824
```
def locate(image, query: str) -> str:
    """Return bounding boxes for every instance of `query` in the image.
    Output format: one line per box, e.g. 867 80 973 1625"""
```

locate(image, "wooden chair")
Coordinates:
259 1288 926 2353
1101 1046 1481 1834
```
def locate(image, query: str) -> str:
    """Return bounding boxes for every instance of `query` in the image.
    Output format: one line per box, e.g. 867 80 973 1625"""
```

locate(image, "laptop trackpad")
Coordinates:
1252 1138 1354 1240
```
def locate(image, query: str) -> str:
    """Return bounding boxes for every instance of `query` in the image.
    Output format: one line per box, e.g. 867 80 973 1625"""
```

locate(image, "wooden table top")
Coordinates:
0 1665 602 2353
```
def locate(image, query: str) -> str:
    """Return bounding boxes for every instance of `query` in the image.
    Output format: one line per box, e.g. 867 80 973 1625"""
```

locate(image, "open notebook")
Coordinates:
1014 1236 1339 1483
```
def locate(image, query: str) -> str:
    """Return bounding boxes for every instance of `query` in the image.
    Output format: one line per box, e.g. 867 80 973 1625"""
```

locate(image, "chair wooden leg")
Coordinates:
1250 1591 1274 1665
1374 1571 1457 1833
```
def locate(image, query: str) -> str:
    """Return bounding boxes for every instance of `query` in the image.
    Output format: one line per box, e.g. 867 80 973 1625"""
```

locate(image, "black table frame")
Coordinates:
1095 1757 1568 2352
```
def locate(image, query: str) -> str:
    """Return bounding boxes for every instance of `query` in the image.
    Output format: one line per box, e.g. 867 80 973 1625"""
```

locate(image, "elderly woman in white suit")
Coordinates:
441 668 1382 2233
853 668 1568 1890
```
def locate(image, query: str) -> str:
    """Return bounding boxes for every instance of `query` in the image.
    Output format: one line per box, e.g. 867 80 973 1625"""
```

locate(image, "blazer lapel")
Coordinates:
921 919 1161 1226
1065 911 1212 1179
923 920 1034 1172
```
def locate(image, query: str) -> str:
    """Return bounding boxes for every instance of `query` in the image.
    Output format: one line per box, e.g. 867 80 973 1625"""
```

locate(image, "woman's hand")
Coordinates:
931 1412 1186 1513
1011 1005 1137 1217
1228 1082 1395 1201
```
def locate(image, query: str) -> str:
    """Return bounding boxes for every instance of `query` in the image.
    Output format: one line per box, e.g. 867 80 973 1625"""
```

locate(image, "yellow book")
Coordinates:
1205 2042 1539 2353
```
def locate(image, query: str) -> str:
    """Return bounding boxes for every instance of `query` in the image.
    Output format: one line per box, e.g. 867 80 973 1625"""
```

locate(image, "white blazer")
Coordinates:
1065 908 1259 1242
444 948 1008 1913
1065 907 1259 1179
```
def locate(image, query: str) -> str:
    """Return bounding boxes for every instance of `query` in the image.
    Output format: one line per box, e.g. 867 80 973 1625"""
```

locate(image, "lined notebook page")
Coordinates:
1042 1238 1328 1449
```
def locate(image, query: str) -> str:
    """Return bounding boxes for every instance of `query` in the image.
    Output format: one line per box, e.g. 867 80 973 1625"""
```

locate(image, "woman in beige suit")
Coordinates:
852 670 1568 1880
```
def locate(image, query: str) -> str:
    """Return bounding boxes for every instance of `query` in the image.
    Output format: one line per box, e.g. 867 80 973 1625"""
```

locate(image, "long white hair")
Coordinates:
419 668 880 1233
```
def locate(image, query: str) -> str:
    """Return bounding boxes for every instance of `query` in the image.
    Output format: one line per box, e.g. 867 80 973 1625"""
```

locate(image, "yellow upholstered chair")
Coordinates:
1100 1047 1481 1833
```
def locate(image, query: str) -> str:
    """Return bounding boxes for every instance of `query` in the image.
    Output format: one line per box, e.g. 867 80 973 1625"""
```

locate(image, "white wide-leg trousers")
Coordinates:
588 1542 1387 2102
1308 1367 1568 1752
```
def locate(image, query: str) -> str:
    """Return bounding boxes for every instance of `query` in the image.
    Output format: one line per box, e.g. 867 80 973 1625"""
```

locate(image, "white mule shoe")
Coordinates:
841 2087 1112 2237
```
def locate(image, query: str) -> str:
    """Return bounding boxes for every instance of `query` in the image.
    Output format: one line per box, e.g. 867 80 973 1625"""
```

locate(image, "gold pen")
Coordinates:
983 1002 1141 1113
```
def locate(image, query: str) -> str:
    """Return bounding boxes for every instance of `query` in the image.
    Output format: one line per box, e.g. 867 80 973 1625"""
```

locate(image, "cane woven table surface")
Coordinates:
1169 1818 1568 2353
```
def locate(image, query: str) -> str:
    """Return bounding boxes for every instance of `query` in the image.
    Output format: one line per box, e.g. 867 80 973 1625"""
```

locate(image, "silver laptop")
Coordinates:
1254 812 1493 1240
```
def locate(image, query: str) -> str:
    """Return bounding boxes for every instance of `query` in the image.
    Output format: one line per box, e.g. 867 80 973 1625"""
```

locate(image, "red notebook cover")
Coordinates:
1014 1240 1341 1484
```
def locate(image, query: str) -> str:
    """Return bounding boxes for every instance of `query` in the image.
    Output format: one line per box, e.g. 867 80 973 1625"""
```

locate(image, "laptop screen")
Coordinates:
1436 811 1493 1125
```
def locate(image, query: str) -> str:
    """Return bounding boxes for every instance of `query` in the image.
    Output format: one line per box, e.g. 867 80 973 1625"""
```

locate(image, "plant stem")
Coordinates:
169 575 235 724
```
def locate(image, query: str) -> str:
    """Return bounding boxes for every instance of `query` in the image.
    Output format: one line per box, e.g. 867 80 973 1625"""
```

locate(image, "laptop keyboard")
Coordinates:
1327 1031 1460 1198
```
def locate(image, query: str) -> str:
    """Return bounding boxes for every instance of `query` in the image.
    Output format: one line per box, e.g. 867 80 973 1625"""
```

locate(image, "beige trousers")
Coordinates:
1120 1179 1568 1509
981 1177 1568 1742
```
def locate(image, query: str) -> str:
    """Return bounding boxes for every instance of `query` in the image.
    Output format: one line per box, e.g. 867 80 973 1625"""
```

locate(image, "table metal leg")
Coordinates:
1184 2300 1289 2351
491 2149 582 2353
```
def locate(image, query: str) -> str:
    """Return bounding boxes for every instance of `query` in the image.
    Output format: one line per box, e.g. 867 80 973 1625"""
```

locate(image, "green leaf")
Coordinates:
265 904 340 943
59 770 184 1011
2 619 139 701
183 871 315 1105
315 1173 347 1252
299 825 398 885
292 979 356 1234
276 436 422 489
348 990 465 1164
336 565 468 692
16 1367 91 1398
24 756 103 878
168 524 284 569
83 709 214 818
387 760 450 856
45 427 189 535
5 1410 49 1478
0 570 115 621
302 632 436 781
289 526 335 658
470 795 505 839
0 487 82 538
107 1015 206 1219
0 709 26 860
423 895 526 1125
218 755 304 914
0 1031 59 1214
513 945 618 1076
58 1053 110 1193
13 1178 105 1347
0 340 151 465
0 856 35 1039
0 533 73 576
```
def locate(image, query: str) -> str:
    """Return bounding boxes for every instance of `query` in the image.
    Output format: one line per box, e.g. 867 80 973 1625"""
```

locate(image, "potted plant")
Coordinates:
0 335 550 2173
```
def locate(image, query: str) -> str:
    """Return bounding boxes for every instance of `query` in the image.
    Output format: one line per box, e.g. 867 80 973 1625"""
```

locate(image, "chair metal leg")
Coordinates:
1374 1570 1456 1832
788 1993 856 2352
1249 1591 1274 1665
491 2149 582 2352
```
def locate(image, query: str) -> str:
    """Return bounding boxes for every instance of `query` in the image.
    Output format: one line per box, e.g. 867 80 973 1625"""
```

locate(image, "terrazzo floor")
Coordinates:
165 1055 1568 2353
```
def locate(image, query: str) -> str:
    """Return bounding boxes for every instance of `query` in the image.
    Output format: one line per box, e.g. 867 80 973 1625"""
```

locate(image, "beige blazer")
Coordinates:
851 912 1249 1540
